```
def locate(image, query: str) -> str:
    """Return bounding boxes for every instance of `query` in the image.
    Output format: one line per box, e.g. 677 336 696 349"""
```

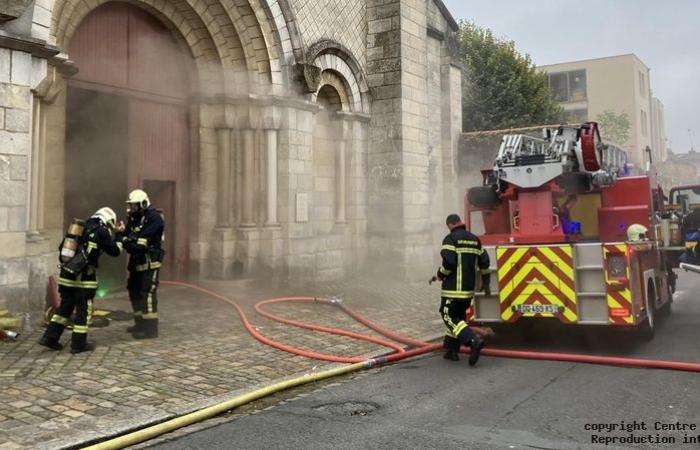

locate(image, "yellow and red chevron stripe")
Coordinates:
496 245 577 323
603 244 634 325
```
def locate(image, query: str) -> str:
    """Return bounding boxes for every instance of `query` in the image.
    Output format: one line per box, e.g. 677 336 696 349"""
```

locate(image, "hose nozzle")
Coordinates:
1 330 19 341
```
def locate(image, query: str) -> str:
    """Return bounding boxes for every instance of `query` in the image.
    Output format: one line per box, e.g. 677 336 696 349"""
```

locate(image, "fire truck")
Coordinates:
464 122 676 340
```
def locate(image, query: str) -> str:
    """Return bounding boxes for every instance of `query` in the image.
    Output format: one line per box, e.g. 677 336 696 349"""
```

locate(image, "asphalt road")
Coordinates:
149 272 700 450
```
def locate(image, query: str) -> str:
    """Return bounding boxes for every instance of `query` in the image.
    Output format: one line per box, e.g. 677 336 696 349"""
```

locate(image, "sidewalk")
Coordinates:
0 277 442 449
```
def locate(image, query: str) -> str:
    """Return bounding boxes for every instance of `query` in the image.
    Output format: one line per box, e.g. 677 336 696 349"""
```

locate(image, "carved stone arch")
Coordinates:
313 70 353 112
308 40 369 113
258 0 305 88
51 0 230 96
50 0 295 95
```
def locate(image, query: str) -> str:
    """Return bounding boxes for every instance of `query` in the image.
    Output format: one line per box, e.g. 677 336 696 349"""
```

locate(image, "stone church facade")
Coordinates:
0 0 462 316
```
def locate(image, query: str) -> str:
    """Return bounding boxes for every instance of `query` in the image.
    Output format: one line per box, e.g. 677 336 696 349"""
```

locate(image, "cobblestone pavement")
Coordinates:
0 277 443 449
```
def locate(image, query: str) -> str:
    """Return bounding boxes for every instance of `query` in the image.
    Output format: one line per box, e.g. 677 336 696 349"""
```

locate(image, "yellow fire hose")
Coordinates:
83 362 367 449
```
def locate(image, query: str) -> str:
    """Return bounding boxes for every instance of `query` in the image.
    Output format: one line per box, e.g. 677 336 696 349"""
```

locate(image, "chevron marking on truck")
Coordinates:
497 245 577 323
604 244 634 325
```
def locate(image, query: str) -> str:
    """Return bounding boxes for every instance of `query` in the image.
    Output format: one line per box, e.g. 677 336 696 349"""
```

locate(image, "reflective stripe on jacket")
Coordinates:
438 225 490 299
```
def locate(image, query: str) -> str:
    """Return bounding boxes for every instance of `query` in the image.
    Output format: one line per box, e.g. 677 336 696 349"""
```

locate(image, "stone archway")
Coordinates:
36 0 301 282
64 2 195 286
305 63 369 282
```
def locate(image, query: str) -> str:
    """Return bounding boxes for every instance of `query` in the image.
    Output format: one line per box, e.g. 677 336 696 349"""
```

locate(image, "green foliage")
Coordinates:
595 109 631 145
457 21 563 132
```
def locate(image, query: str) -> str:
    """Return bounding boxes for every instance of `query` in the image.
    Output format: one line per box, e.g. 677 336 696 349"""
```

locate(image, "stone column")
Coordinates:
241 128 256 227
215 128 232 227
265 128 278 226
335 117 350 223
335 139 347 223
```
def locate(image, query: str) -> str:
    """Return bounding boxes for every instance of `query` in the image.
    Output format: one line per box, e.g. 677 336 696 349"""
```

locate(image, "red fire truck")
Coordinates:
464 122 676 340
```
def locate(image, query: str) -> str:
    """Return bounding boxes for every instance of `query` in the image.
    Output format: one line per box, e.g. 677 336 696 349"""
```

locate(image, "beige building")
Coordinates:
0 0 464 318
539 54 668 168
650 96 668 163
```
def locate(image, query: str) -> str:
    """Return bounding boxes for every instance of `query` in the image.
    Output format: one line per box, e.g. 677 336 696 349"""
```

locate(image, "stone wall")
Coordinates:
0 43 52 315
0 55 30 312
365 0 461 278
292 0 368 66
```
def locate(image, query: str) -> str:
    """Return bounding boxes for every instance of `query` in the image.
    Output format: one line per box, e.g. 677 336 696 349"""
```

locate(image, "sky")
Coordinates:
442 0 700 153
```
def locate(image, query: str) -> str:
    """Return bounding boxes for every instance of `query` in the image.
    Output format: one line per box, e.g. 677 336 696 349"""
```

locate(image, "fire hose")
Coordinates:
84 280 700 450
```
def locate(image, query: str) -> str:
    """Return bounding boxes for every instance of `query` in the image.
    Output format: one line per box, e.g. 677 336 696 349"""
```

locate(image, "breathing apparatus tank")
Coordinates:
60 219 85 263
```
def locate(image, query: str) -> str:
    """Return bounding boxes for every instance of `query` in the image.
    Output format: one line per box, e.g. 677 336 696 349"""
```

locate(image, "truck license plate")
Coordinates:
514 304 560 314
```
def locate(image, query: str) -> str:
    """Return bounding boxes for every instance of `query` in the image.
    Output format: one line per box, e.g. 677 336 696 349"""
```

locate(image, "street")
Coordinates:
147 272 700 450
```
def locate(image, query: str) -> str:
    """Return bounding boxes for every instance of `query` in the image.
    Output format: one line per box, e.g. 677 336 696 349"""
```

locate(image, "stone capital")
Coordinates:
293 63 322 94
0 1 32 22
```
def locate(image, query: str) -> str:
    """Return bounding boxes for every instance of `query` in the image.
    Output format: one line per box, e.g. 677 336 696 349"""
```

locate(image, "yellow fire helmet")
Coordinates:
627 223 649 242
92 207 117 230
126 189 150 209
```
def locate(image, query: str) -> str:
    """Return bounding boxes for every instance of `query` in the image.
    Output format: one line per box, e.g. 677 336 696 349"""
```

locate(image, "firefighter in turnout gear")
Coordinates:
430 214 491 366
39 207 123 353
123 189 164 339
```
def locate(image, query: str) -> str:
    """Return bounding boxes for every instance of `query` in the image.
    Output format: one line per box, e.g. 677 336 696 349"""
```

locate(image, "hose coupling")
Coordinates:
314 296 343 305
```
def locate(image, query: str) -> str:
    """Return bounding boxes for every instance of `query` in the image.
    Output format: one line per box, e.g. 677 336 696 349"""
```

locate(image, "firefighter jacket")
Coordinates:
58 218 122 290
122 207 164 272
437 224 490 299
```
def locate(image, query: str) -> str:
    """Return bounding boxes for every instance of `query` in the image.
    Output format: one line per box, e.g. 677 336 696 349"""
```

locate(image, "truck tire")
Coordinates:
658 282 672 318
638 283 656 342
468 186 499 208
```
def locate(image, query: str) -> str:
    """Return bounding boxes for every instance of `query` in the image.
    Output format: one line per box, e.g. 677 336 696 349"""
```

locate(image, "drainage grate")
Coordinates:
313 401 379 417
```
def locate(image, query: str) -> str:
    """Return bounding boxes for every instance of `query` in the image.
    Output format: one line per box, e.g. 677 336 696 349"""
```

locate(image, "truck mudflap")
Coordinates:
496 245 578 323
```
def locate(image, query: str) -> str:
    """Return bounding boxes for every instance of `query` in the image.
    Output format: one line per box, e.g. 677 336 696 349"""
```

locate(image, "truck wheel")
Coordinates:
658 282 672 318
638 283 656 342
468 186 499 208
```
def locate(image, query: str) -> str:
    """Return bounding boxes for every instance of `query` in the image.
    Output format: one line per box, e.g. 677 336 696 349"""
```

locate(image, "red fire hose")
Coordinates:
161 281 700 373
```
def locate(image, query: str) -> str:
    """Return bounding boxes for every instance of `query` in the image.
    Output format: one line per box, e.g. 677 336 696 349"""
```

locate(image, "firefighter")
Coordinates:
39 207 123 353
430 214 491 366
122 189 164 339
680 231 700 265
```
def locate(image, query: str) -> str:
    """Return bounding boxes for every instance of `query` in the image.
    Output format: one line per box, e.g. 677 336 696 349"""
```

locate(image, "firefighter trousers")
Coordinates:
440 297 475 352
127 268 159 336
43 287 94 350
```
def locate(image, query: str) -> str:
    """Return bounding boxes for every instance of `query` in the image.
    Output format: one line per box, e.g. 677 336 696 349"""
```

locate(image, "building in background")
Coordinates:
0 0 463 318
650 97 668 163
655 149 700 194
538 54 668 168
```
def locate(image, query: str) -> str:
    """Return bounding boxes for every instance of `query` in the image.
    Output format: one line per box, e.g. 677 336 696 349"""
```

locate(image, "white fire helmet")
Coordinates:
126 189 150 209
92 207 117 230
627 223 649 242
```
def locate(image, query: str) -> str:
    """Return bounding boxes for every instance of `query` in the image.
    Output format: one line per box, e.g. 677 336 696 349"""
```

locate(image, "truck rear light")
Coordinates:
607 254 627 278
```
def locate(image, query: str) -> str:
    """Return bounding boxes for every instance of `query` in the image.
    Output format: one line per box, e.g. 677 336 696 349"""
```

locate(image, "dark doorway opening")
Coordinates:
65 2 193 291
65 88 129 293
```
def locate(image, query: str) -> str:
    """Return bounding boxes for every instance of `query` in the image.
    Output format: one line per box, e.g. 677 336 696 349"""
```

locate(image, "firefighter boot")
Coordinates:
70 342 95 354
39 322 65 351
38 336 63 351
133 319 158 339
126 316 144 333
468 337 485 367
443 335 460 361
70 332 95 353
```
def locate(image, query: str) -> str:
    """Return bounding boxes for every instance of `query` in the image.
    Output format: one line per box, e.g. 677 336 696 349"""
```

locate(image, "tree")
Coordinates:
457 21 563 132
595 109 631 145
